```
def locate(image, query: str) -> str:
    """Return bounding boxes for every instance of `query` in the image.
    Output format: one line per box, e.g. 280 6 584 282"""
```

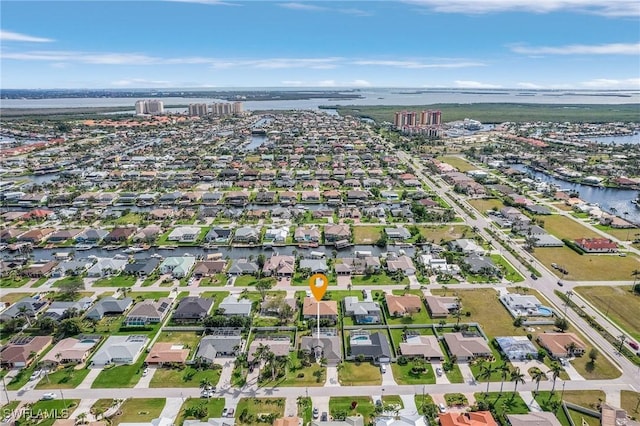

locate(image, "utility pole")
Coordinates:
1 376 9 405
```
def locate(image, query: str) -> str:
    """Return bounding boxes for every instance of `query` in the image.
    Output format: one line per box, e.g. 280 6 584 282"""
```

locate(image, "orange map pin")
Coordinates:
309 273 328 301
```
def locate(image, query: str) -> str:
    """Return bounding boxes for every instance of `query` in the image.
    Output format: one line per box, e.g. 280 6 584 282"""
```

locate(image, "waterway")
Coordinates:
512 164 640 223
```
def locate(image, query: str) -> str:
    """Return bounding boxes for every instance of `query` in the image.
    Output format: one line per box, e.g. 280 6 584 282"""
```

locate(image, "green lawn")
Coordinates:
490 255 525 283
0 276 30 288
32 276 50 287
350 274 399 286
574 285 640 341
260 351 326 387
391 359 436 385
417 225 473 244
329 396 376 424
150 366 221 388
154 331 202 356
621 390 640 417
437 156 477 173
128 291 171 301
234 275 276 287
534 246 640 280
570 348 621 380
543 215 601 240
594 225 640 242
91 357 146 388
468 198 506 215
298 397 313 426
199 274 227 286
235 397 285 426
535 390 605 426
20 399 79 426
353 226 383 244
338 361 382 386
176 397 225 425
415 394 436 417
35 366 91 389
474 392 529 419
112 398 166 426
0 292 32 304
93 275 137 287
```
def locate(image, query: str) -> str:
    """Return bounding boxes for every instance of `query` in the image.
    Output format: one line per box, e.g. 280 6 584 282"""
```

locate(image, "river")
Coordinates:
512 164 640 223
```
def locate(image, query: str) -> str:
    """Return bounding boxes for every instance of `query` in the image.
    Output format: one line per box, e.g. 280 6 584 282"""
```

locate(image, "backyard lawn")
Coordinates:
150 366 221 388
175 397 225 425
329 396 376 424
112 398 166 426
261 351 326 387
338 361 382 386
533 247 640 281
574 285 640 341
35 366 91 389
235 397 285 426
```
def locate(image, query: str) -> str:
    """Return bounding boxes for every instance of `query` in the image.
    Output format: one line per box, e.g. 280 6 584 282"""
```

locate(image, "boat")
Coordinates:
74 244 94 251
150 253 163 259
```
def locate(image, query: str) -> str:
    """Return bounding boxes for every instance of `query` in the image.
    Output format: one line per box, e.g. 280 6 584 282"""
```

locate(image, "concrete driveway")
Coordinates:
325 366 340 386
214 357 235 390
312 396 330 421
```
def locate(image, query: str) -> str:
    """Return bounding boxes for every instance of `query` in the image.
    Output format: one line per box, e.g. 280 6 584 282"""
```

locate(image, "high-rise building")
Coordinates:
188 103 209 116
210 102 243 116
135 99 164 115
394 109 443 139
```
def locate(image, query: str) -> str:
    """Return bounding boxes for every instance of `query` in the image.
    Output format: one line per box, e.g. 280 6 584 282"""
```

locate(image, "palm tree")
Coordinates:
18 305 32 327
479 362 496 394
632 269 640 293
531 368 547 394
76 412 88 425
510 367 526 394
549 363 565 394
200 378 212 393
498 362 510 395
254 343 271 378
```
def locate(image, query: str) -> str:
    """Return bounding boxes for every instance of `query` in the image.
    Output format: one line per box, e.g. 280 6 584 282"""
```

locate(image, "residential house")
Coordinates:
274 418 302 426
495 336 538 361
384 227 412 240
461 255 499 275
399 333 445 361
205 227 233 243
349 330 391 364
302 297 338 323
424 295 460 318
124 258 161 277
443 332 492 361
439 412 498 426
374 415 428 426
574 238 618 253
341 257 381 275
262 255 295 277
233 226 261 243
42 297 93 321
104 227 136 243
0 297 49 322
299 258 328 274
264 226 289 242
145 342 190 366
196 330 243 362
386 255 416 275
40 335 101 366
75 228 108 244
227 259 259 276
133 225 162 243
224 191 249 206
17 228 55 244
159 256 196 278
248 337 291 363
86 257 128 277
343 297 381 324
90 335 148 366
506 413 562 426
385 294 423 317
300 330 342 365
48 229 83 243
85 297 133 320
311 418 363 426
124 298 172 327
168 226 201 242
22 261 58 278
537 332 586 358
449 239 485 255
324 224 351 243
173 297 214 323
192 260 227 278
218 295 252 317
294 226 321 243
0 336 52 368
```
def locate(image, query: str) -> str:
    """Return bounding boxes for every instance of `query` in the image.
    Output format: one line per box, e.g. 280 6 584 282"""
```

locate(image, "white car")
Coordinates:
222 408 228 417
30 371 42 381
439 403 446 413
41 393 57 400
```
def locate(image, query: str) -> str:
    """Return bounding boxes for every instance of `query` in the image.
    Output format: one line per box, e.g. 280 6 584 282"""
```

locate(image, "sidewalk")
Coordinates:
519 391 542 412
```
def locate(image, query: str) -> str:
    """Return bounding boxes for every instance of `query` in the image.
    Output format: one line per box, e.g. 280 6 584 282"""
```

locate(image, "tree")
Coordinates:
549 362 565 394
255 279 273 302
531 368 547 394
18 305 32 327
498 362 510 395
76 412 88 425
510 367 526 394
554 317 569 332
479 362 496 395
588 348 598 365
57 317 83 338
617 335 627 353
632 269 640 294
58 278 84 300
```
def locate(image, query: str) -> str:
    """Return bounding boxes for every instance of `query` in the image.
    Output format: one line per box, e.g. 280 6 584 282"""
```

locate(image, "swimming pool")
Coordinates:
537 306 553 316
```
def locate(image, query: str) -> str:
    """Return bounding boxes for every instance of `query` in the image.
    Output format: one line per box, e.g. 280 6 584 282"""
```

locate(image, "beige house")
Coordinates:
537 332 586 358
443 332 492 361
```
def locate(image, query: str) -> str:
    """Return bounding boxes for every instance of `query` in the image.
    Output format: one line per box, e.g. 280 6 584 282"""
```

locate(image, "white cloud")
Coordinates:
454 80 502 88
281 79 372 87
2 50 160 64
351 59 485 68
281 80 305 86
350 79 372 87
278 2 371 16
0 30 54 43
517 82 544 89
403 0 640 16
511 42 640 55
580 78 640 88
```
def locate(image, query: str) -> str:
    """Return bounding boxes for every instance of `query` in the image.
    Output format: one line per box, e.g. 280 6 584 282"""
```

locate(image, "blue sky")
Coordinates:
1 0 639 89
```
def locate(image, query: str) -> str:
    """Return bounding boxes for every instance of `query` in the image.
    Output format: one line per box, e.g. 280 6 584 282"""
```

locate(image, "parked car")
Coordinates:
313 408 319 419
41 393 57 401
226 408 234 417
30 371 42 381
436 367 443 376
439 403 446 413
321 412 328 421
142 368 149 376
222 408 228 417
629 341 639 350
530 273 538 280
557 281 564 286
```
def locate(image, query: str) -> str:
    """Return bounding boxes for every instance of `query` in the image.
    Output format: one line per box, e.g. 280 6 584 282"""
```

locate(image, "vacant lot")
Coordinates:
418 225 473 244
339 361 382 386
574 286 640 341
543 215 600 240
621 390 640 416
594 225 640 242
468 198 506 215
330 396 376 425
353 226 383 244
533 247 640 280
235 397 285 426
112 398 165 426
437 156 477 173
175 397 225 425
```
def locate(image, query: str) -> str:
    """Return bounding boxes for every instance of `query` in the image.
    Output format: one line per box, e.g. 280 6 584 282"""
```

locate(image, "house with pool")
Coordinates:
499 293 554 318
